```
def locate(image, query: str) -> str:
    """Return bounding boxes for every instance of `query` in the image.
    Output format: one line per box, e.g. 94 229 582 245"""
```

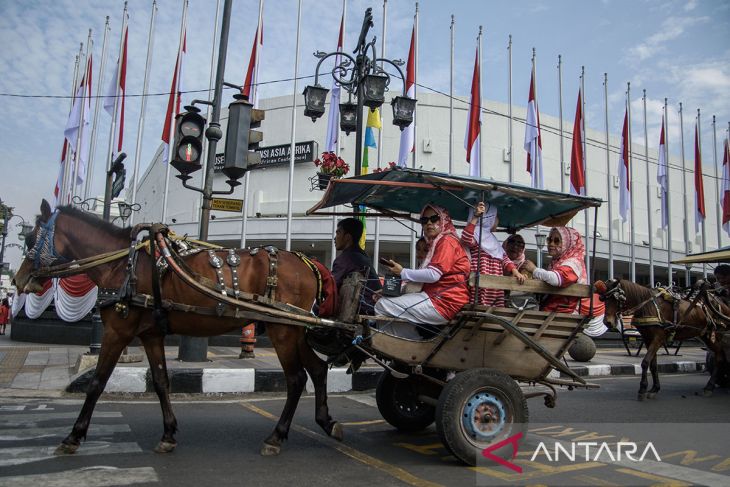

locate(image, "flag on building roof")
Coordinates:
325 10 343 153
618 108 630 221
397 25 416 167
242 7 263 108
465 45 481 178
524 63 543 188
161 30 187 164
657 116 669 229
694 123 705 234
569 88 585 195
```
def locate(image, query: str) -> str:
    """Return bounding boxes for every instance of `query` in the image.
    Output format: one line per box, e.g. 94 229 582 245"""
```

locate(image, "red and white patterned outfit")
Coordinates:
460 222 516 306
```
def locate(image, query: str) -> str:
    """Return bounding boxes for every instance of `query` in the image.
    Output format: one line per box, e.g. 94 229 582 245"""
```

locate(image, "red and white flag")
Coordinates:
161 31 187 164
104 23 128 160
63 55 92 187
656 116 669 229
617 109 630 221
53 140 70 208
694 123 706 233
464 46 481 178
569 89 585 195
524 66 543 188
325 10 343 153
242 8 263 108
397 25 416 168
722 136 730 236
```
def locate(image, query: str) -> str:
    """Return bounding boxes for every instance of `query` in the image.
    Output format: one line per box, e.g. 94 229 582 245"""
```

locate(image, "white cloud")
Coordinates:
626 15 708 62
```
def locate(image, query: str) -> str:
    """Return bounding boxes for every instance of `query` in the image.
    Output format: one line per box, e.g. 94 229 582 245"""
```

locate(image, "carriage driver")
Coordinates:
332 218 382 314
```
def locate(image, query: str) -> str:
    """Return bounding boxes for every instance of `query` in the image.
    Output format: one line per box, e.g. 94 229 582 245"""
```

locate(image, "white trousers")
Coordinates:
374 292 447 340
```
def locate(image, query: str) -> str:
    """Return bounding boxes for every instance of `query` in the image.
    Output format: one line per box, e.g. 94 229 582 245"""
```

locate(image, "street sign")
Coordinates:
210 198 243 213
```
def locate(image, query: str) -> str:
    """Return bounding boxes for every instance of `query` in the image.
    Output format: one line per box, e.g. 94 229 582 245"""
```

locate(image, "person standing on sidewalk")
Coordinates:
0 298 9 335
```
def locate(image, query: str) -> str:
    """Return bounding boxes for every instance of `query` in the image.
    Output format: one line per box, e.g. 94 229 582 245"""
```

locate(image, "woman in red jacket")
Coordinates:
0 298 10 335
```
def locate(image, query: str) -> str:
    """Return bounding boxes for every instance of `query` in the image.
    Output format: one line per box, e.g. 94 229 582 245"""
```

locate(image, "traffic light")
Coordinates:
223 94 265 181
171 107 206 175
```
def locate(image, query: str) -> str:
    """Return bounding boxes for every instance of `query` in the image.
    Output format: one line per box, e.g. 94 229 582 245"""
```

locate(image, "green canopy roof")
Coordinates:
307 168 602 232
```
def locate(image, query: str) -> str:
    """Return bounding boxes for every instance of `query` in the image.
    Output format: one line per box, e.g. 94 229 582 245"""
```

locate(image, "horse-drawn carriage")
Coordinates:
14 168 604 467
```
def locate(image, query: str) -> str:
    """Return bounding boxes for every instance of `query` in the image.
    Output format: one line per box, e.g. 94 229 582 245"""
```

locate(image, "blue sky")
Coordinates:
0 0 728 269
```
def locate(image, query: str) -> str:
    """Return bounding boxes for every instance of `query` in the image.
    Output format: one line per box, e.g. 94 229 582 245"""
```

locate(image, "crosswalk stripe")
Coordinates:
0 441 142 467
0 424 130 441
0 466 158 486
0 411 122 427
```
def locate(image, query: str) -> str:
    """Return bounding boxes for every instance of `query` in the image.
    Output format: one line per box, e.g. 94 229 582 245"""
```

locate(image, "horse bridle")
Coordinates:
25 211 70 270
601 279 664 323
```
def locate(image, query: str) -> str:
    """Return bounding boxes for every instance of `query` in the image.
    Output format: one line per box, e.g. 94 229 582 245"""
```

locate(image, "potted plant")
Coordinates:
313 152 350 190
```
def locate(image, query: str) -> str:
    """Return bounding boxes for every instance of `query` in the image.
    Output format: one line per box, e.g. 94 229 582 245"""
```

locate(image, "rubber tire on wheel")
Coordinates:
376 372 436 432
568 334 597 362
436 368 528 466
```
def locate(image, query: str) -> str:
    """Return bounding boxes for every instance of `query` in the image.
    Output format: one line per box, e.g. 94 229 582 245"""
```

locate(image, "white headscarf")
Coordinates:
468 204 505 259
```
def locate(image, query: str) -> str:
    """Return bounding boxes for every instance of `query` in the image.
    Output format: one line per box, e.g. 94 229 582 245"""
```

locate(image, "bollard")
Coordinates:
239 322 256 359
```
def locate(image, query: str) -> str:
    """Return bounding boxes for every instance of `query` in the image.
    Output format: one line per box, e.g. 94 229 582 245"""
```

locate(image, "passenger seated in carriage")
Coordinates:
502 234 532 279
332 218 381 314
377 205 471 339
460 202 525 306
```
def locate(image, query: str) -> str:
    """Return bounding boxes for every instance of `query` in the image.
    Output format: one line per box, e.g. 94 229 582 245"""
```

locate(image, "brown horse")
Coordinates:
598 278 728 400
13 200 343 456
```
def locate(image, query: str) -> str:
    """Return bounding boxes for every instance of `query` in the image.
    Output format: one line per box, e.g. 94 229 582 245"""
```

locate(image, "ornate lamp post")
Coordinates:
535 231 546 270
302 8 416 176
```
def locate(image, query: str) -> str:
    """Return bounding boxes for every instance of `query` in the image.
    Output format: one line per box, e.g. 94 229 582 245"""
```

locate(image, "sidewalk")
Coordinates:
0 324 709 394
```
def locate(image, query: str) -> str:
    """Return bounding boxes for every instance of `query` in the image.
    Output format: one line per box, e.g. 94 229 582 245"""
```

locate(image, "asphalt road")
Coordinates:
0 373 728 487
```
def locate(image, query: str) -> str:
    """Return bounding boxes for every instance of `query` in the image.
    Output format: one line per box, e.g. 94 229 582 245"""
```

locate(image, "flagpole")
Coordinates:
162 0 188 224
642 89 654 286
604 73 614 279
664 98 673 284
62 43 85 205
284 0 302 251
204 0 221 239
449 15 454 175
239 0 257 248
58 53 80 207
330 0 345 265
679 102 690 285
698 109 707 278
130 1 158 226
558 55 564 193
85 17 110 201
507 34 513 182
373 0 385 267
72 31 93 201
410 2 419 269
627 82 635 281
712 115 721 248
580 66 584 276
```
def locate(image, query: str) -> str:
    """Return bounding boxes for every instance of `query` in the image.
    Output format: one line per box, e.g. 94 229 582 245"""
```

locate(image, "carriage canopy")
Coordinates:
671 246 730 264
307 168 602 232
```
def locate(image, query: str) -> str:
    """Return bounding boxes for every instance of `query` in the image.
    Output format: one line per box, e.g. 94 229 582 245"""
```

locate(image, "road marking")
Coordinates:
241 403 444 487
615 467 691 486
0 466 158 486
340 419 385 426
343 394 378 408
0 441 142 467
0 411 122 426
0 424 130 441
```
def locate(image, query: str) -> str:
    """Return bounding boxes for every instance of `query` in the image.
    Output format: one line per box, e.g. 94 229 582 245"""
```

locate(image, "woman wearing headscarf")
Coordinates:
460 202 525 307
378 204 471 337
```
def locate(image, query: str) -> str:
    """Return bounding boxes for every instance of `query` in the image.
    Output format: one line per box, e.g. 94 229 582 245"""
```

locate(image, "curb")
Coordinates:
66 361 707 394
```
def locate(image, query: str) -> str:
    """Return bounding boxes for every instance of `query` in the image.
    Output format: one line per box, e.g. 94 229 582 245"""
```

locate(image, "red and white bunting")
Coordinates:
656 117 669 229
524 67 543 188
569 88 585 195
618 109 630 221
694 124 706 233
397 25 416 167
465 46 481 177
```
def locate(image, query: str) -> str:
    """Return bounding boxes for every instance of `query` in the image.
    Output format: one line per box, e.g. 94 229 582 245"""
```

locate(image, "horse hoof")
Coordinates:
261 443 280 456
329 422 344 442
54 442 79 455
637 393 647 402
154 441 177 453
646 392 657 399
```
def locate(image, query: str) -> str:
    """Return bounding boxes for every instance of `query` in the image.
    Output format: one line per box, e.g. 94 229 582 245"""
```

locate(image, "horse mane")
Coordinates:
57 205 130 240
617 278 654 302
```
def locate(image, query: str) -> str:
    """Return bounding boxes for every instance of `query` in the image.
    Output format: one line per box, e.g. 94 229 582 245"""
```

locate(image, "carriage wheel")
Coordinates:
436 368 528 466
375 372 436 432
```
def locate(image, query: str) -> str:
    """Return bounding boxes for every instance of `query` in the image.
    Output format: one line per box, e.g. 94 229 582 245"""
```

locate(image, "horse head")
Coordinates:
595 278 625 328
12 199 61 294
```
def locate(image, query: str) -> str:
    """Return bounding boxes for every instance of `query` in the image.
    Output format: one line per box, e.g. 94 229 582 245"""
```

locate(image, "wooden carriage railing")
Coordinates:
469 274 593 298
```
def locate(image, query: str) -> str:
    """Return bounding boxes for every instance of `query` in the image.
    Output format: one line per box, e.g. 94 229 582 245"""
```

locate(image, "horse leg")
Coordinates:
299 340 343 441
261 326 308 456
647 352 661 399
140 333 178 452
637 333 660 401
56 326 132 454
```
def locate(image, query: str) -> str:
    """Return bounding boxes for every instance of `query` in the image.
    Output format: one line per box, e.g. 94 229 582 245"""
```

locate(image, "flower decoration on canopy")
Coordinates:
313 151 350 178
373 161 398 173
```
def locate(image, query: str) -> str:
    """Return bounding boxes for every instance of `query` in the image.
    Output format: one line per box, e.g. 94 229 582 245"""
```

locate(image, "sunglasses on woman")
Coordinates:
419 215 441 225
546 236 561 244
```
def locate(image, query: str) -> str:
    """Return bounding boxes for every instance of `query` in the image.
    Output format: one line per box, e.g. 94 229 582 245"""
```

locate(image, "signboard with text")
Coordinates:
214 141 317 172
210 198 244 213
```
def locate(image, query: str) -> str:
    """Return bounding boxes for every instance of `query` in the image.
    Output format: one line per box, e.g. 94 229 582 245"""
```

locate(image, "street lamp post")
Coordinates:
302 8 416 177
535 231 546 269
